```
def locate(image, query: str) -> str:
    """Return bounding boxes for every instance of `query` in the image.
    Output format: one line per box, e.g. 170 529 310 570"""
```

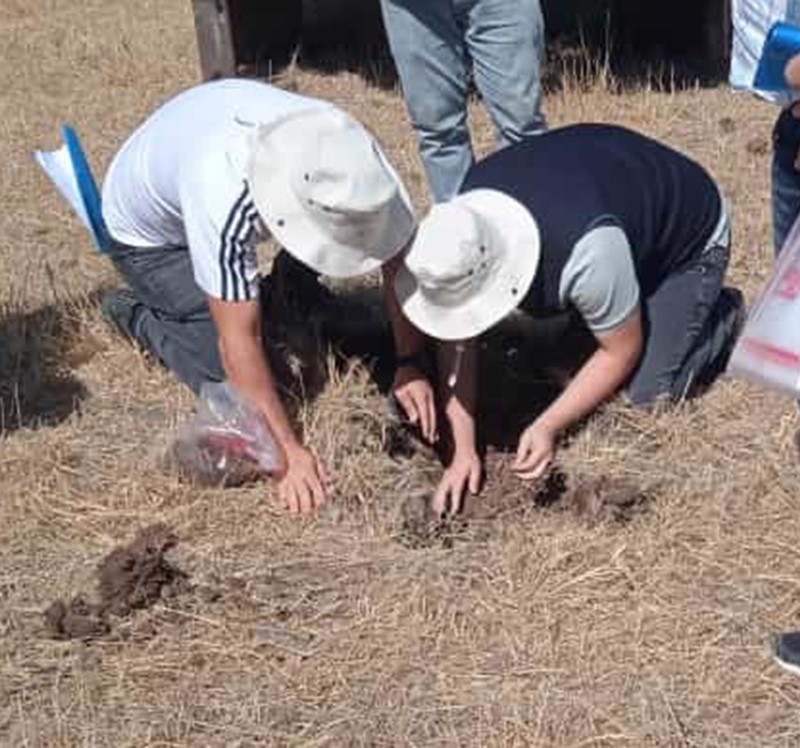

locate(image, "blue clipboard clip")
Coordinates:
754 21 800 92
61 124 112 253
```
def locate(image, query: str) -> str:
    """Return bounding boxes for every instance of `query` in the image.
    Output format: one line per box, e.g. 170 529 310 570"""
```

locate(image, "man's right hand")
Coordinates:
431 450 482 517
276 444 330 515
392 364 438 443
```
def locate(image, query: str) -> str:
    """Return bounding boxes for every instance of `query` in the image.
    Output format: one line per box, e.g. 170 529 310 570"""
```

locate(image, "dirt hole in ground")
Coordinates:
397 467 650 548
45 524 192 641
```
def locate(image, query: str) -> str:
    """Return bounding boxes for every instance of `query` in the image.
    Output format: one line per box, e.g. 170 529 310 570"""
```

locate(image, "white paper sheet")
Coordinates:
34 143 93 233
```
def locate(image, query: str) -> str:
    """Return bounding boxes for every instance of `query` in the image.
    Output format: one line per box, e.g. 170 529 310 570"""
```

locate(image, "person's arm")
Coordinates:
785 52 800 89
208 296 329 514
431 339 482 516
514 224 642 479
513 310 642 479
381 255 438 443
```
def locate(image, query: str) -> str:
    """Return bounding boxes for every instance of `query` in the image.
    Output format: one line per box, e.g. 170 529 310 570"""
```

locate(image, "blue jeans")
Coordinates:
108 242 224 393
379 0 546 202
772 105 800 253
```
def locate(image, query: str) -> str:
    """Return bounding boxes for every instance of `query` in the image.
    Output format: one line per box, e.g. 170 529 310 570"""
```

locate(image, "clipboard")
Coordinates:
754 21 800 92
34 125 111 253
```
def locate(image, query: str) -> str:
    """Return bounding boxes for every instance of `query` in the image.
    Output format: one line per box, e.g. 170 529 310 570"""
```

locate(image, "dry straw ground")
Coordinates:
3 1 800 746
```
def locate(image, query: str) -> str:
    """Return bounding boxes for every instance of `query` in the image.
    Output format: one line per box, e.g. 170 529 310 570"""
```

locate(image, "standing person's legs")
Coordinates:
626 217 742 406
465 0 547 146
379 0 472 202
103 243 224 393
772 105 800 253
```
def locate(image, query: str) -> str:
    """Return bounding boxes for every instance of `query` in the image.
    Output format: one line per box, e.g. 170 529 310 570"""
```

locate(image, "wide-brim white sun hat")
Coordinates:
248 107 415 278
394 189 540 341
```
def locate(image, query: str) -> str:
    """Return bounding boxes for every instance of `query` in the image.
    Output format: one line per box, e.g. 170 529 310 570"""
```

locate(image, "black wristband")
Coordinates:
395 352 427 370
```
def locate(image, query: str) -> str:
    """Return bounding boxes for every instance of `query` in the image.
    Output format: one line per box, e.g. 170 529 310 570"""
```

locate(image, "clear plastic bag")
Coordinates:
727 214 800 397
165 381 279 486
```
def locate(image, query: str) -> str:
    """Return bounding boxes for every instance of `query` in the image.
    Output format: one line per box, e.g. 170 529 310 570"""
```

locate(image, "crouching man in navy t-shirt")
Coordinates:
390 123 743 515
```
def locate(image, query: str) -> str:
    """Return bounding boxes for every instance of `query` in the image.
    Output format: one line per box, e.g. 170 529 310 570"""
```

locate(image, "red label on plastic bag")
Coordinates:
742 338 800 367
204 432 254 459
777 265 800 299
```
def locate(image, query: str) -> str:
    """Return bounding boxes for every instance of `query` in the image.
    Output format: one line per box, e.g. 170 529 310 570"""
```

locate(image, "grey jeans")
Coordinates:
625 202 740 407
379 0 546 202
107 242 224 393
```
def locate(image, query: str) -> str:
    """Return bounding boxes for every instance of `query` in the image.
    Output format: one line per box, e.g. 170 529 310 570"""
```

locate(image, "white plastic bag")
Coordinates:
166 381 279 486
728 214 800 397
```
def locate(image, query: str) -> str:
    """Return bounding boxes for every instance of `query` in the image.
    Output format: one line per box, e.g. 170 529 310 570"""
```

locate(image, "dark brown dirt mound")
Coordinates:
44 524 190 640
44 597 110 640
532 469 650 523
397 466 650 548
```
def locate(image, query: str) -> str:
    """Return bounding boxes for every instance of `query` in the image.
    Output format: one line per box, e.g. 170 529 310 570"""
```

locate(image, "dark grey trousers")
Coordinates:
626 243 741 406
107 243 224 393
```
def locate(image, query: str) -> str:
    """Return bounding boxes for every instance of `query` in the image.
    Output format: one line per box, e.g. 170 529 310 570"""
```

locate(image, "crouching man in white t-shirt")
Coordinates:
100 79 415 514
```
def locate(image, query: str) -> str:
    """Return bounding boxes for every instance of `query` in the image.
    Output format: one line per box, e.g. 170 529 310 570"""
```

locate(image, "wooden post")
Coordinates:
191 0 236 80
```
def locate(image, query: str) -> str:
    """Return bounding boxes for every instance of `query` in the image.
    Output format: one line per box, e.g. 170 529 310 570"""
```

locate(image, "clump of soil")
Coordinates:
397 466 650 548
382 421 418 461
532 468 649 523
746 136 769 156
44 597 110 640
397 490 481 549
45 524 190 641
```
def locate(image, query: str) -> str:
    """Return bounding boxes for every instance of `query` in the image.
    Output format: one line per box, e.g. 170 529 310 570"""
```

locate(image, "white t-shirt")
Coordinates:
101 79 330 301
730 0 800 104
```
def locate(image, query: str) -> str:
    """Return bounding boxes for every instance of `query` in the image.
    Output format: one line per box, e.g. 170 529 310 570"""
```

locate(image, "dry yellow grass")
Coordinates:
3 1 800 746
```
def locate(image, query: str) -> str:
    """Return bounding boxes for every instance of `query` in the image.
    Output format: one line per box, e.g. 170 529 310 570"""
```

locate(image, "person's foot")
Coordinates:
101 288 140 341
716 286 746 352
772 632 800 675
694 286 746 390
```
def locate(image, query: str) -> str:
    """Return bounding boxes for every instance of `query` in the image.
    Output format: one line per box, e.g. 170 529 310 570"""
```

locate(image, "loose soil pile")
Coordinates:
45 524 190 640
398 465 650 549
531 468 650 522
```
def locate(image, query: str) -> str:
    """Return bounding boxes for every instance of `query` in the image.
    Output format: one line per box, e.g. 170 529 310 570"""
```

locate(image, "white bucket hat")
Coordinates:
248 107 415 278
394 189 540 341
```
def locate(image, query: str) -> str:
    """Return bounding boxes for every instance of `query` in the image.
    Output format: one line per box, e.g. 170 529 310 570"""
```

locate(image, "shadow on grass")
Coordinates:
266 253 595 453
0 298 101 433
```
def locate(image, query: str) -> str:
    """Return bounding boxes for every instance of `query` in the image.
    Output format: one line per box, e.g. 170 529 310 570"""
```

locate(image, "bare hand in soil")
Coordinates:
277 445 330 515
513 421 557 480
432 451 482 517
392 366 438 443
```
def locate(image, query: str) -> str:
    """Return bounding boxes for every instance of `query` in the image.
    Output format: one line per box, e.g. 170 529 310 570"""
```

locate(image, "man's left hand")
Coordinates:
513 420 557 480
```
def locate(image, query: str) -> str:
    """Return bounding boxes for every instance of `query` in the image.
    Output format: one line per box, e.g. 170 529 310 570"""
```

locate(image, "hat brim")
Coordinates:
394 189 540 341
248 108 415 278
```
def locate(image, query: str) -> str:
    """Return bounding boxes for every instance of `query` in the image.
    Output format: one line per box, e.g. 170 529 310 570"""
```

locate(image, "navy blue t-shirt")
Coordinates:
461 123 722 317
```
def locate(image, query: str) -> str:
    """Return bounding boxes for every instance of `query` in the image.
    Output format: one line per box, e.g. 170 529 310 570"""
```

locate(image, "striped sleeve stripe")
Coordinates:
237 211 261 302
218 184 256 301
226 199 256 301
227 203 259 302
